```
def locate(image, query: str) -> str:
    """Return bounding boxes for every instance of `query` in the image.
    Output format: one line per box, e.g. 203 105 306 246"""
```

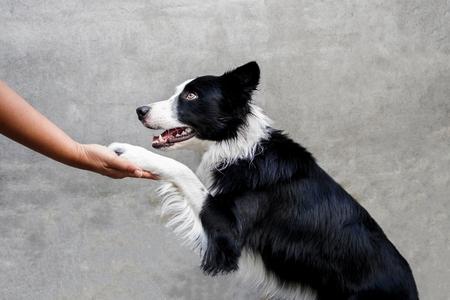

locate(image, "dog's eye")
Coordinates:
185 92 198 101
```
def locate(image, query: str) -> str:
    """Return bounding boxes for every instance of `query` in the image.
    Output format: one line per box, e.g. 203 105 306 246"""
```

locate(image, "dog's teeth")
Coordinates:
158 135 164 142
186 128 192 133
175 134 180 137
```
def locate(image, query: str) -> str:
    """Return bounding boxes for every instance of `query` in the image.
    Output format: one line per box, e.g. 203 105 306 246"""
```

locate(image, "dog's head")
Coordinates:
137 61 260 150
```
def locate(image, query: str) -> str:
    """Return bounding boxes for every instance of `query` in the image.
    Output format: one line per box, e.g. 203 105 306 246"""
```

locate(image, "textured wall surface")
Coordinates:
1 1 449 299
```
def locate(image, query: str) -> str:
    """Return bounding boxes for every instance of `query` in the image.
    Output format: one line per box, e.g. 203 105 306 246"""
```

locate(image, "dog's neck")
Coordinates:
196 104 272 189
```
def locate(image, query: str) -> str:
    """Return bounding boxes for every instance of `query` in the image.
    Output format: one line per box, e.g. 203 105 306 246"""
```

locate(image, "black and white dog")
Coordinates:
109 62 418 300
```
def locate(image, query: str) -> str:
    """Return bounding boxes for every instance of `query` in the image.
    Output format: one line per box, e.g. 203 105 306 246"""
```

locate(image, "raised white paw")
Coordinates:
108 142 193 181
108 142 153 169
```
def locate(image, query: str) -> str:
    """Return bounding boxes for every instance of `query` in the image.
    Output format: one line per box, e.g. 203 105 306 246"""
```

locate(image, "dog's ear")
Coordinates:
222 61 260 92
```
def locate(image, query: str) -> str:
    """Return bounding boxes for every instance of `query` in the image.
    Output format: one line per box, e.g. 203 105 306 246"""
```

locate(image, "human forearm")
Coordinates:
0 80 85 167
0 81 155 179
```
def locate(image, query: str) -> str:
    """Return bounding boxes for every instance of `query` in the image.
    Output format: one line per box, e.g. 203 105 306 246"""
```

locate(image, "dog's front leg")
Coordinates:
108 142 208 252
109 142 207 212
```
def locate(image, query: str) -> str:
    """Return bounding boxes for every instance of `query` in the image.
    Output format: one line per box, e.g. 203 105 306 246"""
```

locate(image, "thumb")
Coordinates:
133 169 143 177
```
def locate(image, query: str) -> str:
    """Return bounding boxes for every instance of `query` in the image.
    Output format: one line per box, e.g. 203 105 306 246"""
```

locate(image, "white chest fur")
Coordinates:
195 104 273 194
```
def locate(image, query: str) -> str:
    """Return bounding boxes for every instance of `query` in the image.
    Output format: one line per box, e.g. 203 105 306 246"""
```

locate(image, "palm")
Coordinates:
82 144 156 179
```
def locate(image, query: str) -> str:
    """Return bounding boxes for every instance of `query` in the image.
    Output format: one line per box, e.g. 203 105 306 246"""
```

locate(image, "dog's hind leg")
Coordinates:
108 142 208 253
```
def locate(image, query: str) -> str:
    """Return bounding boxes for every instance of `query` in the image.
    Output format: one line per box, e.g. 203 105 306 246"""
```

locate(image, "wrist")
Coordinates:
71 143 95 171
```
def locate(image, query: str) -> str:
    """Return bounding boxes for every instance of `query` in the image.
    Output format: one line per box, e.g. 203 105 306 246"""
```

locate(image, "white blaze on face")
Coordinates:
144 78 194 129
141 78 208 151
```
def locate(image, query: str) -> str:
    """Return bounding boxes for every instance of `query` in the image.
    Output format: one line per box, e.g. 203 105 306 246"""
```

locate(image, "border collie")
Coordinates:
109 62 419 300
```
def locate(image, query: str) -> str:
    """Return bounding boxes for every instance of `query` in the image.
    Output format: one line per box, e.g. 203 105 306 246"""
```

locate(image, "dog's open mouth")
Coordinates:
152 127 195 148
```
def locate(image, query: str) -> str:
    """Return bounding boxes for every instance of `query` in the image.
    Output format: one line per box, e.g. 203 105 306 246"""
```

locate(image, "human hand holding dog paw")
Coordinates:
108 142 186 180
78 144 157 179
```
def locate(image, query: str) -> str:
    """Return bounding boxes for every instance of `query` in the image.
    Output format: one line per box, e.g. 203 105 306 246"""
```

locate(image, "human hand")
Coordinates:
77 144 158 179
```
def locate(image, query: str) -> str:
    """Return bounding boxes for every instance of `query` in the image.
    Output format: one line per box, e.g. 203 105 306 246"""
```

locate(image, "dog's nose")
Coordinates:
136 106 150 120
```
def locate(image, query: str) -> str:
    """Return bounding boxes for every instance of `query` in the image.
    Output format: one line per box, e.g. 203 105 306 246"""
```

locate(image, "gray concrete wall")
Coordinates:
1 1 449 299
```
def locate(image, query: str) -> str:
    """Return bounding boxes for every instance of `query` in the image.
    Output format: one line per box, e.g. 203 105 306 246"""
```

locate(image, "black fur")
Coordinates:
181 62 419 299
177 62 259 141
